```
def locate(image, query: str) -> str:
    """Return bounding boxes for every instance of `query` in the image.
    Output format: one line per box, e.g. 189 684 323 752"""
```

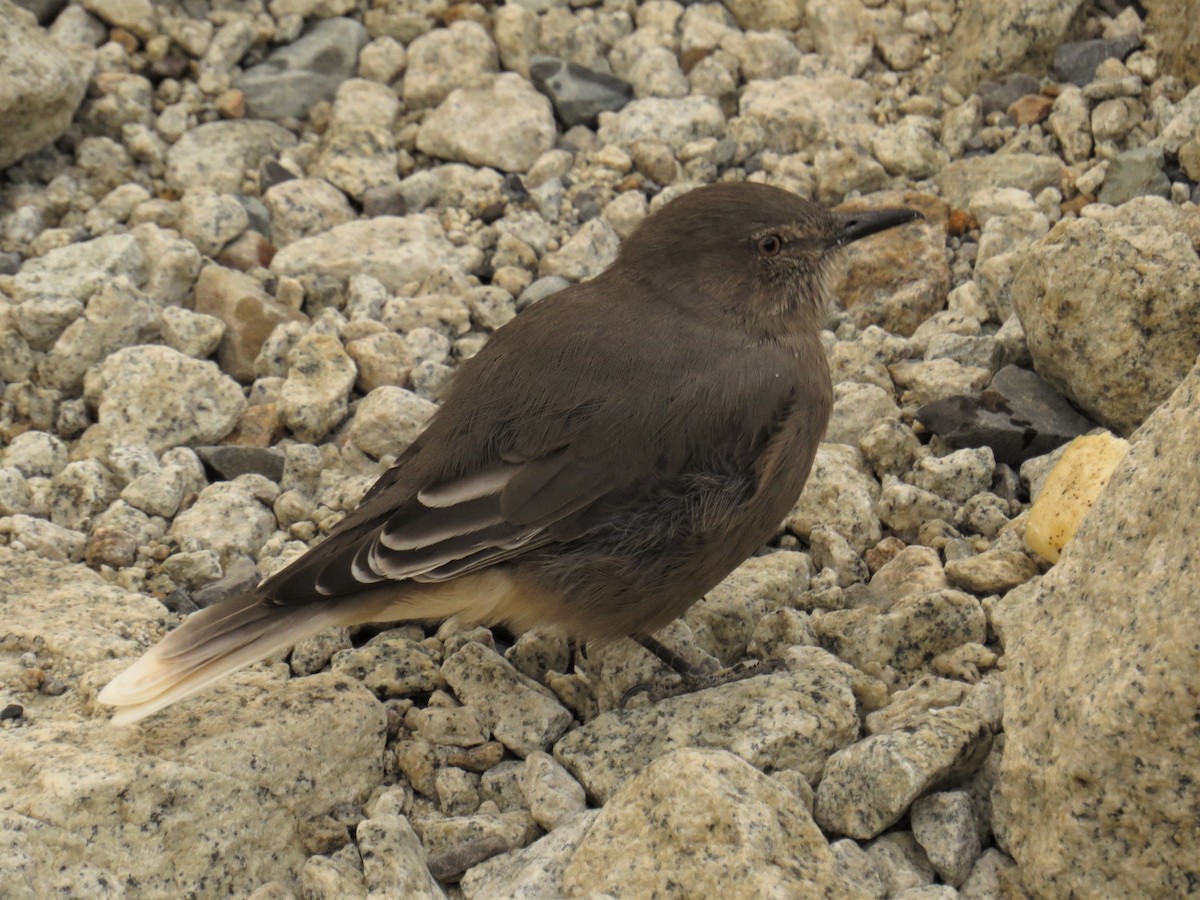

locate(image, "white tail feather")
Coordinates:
99 572 513 725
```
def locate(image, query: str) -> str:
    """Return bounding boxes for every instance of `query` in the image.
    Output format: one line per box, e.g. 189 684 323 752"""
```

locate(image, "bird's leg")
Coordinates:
636 635 705 679
621 635 785 707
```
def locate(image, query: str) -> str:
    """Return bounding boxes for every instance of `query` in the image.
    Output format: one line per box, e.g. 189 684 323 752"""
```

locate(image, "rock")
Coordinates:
0 545 164 675
911 791 983 887
1024 433 1129 564
521 751 587 832
826 383 901 446
739 75 874 153
193 264 310 384
37 280 160 393
345 331 412 393
529 56 633 127
0 667 383 897
270 215 480 292
1147 0 1200 86
459 810 597 899
161 307 225 359
814 706 993 839
169 476 277 565
417 74 556 174
263 178 357 248
195 446 286 483
944 0 1085 93
443 642 573 758
975 73 1039 115
331 635 446 697
1052 35 1143 86
785 444 881 554
561 749 853 897
166 121 297 193
945 548 1039 594
916 365 1099 466
178 189 250 257
237 17 367 120
415 808 539 880
811 588 986 677
356 813 444 899
935 154 1062 210
994 359 1200 898
537 218 619 282
723 0 803 31
82 346 246 455
1011 216 1200 433
1097 146 1171 205
349 386 437 459
597 95 725 150
554 668 858 803
10 233 144 303
828 192 950 337
909 447 995 505
278 333 356 443
313 78 400 201
403 20 497 110
686 551 812 665
0 2 92 169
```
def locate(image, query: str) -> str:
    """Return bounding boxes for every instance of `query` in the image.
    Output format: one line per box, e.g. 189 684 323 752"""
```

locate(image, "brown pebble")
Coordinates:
226 404 285 448
865 536 907 574
1007 94 1054 126
946 207 978 237
109 27 139 53
1060 194 1091 215
427 835 513 882
216 89 246 119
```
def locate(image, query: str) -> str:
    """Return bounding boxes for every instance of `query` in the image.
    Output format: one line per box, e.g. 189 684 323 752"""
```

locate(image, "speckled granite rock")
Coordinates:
554 667 859 803
944 0 1085 93
269 215 481 291
829 193 950 337
460 810 597 899
81 345 246 455
814 706 993 840
442 641 573 758
562 749 856 898
0 2 92 168
1011 215 1200 434
994 360 1200 898
0 669 384 899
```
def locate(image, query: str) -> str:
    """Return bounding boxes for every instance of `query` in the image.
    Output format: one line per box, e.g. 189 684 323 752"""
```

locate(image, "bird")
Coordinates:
99 182 920 724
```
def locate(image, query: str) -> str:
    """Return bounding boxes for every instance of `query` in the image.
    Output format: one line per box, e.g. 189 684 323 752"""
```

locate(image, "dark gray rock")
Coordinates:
1052 35 1142 87
196 446 286 482
976 73 1040 116
916 365 1097 465
237 17 368 120
0 251 20 276
1098 146 1172 206
14 0 67 26
529 56 633 128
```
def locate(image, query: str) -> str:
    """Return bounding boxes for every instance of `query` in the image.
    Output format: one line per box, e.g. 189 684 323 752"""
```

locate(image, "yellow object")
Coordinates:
1025 434 1130 563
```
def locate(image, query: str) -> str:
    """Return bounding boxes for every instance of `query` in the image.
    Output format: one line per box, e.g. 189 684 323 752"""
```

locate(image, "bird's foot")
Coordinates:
620 655 787 707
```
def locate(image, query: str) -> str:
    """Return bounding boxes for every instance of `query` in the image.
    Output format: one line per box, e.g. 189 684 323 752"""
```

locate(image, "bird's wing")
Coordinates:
257 289 802 607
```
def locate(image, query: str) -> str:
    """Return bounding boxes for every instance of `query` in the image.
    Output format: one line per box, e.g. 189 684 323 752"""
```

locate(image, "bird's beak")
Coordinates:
829 208 923 248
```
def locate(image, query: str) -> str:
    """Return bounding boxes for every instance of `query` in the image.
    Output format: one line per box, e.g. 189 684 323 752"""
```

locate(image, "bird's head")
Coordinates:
618 182 921 339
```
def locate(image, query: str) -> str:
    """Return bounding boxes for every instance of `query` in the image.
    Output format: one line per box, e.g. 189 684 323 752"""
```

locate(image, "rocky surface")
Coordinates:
0 0 1197 896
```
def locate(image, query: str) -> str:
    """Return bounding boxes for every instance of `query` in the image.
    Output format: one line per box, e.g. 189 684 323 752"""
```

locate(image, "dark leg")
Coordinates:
622 636 786 707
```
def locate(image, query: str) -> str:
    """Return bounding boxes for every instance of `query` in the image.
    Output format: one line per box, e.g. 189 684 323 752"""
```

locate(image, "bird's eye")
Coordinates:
756 234 783 257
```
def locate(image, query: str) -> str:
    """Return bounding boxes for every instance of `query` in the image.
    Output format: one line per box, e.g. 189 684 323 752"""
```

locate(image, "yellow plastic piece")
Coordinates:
1025 434 1130 563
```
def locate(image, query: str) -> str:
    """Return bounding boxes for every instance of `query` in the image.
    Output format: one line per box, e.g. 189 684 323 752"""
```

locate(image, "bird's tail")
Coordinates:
97 572 515 725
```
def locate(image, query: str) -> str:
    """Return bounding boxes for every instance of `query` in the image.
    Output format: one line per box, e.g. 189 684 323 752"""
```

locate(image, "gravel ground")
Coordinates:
1 0 1198 897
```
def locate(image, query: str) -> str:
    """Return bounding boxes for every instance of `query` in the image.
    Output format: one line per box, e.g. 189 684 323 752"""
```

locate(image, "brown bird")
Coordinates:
99 182 919 724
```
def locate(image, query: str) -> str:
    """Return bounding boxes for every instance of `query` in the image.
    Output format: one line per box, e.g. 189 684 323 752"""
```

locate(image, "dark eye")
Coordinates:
756 234 783 257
